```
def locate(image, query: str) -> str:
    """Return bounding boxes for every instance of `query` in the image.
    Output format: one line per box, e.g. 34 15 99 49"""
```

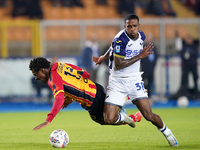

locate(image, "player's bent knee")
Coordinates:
104 117 115 125
104 119 113 124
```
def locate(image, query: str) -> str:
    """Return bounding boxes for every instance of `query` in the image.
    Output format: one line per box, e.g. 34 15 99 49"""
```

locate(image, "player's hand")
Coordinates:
62 96 73 109
33 121 50 130
139 43 154 59
92 56 105 65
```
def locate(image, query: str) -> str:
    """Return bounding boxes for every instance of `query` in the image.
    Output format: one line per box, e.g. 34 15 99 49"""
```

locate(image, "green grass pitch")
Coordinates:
0 108 200 150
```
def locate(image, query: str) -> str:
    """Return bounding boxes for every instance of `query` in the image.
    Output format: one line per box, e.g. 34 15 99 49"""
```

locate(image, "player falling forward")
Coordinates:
93 14 178 147
29 57 142 130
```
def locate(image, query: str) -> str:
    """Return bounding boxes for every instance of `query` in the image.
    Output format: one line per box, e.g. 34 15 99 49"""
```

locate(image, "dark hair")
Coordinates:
29 57 51 72
124 14 139 23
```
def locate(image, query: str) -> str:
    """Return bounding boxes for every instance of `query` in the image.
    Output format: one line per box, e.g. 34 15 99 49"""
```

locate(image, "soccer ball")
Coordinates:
49 129 69 148
177 96 189 108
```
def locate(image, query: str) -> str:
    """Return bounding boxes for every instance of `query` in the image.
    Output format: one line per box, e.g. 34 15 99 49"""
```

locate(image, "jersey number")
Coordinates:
64 67 88 83
135 82 145 91
64 67 81 80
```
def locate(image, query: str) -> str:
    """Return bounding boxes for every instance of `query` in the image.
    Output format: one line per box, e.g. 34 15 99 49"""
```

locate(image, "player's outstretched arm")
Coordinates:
92 47 110 65
92 56 105 65
33 121 50 130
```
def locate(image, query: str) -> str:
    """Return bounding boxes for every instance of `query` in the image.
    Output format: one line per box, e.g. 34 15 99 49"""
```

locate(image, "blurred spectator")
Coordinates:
146 0 165 16
117 0 135 17
162 0 176 16
12 0 43 19
134 0 149 9
178 0 200 15
185 0 197 9
12 0 27 18
31 56 58 104
50 0 60 7
81 34 100 82
102 36 113 67
179 35 199 98
196 0 200 15
31 76 52 103
100 36 113 89
0 0 6 7
51 0 83 7
141 32 158 98
95 0 108 5
175 31 183 52
27 0 43 19
146 0 176 16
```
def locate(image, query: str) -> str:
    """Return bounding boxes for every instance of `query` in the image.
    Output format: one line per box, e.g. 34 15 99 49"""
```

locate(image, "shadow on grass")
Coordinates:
1 142 200 150
156 144 200 149
0 143 50 149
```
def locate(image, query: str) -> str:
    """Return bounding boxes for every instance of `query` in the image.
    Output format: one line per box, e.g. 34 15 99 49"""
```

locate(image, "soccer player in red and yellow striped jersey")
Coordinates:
29 57 141 130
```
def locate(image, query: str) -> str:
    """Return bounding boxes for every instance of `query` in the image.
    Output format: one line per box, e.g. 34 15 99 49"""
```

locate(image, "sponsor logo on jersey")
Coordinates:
116 40 122 43
128 44 132 47
126 49 142 58
116 45 120 53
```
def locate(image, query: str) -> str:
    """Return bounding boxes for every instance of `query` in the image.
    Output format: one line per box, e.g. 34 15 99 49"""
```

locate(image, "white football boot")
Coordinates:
119 108 135 128
164 129 178 146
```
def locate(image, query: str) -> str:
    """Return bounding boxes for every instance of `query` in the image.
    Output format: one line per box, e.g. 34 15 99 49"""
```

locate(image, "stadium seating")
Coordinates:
0 0 198 42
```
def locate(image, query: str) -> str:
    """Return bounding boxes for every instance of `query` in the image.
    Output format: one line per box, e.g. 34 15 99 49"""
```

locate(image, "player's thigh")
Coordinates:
128 77 148 101
105 90 128 106
106 78 129 106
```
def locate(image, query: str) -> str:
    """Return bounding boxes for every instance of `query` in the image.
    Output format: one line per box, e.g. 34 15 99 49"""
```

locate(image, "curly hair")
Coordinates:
29 57 51 72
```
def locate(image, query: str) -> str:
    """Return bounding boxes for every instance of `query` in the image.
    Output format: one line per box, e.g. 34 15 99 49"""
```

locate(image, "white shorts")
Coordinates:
105 74 148 107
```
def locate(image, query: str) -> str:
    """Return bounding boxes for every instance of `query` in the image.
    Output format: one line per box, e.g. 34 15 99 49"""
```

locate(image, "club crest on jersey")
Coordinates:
116 45 120 53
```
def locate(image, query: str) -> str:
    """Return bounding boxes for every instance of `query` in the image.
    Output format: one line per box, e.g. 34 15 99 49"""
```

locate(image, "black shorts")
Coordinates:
88 82 106 123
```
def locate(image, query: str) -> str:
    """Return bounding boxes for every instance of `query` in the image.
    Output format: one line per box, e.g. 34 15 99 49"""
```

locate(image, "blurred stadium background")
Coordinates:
0 0 200 110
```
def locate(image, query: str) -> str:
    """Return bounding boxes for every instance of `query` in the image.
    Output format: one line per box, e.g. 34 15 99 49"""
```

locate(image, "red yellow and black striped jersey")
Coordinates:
48 62 97 108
